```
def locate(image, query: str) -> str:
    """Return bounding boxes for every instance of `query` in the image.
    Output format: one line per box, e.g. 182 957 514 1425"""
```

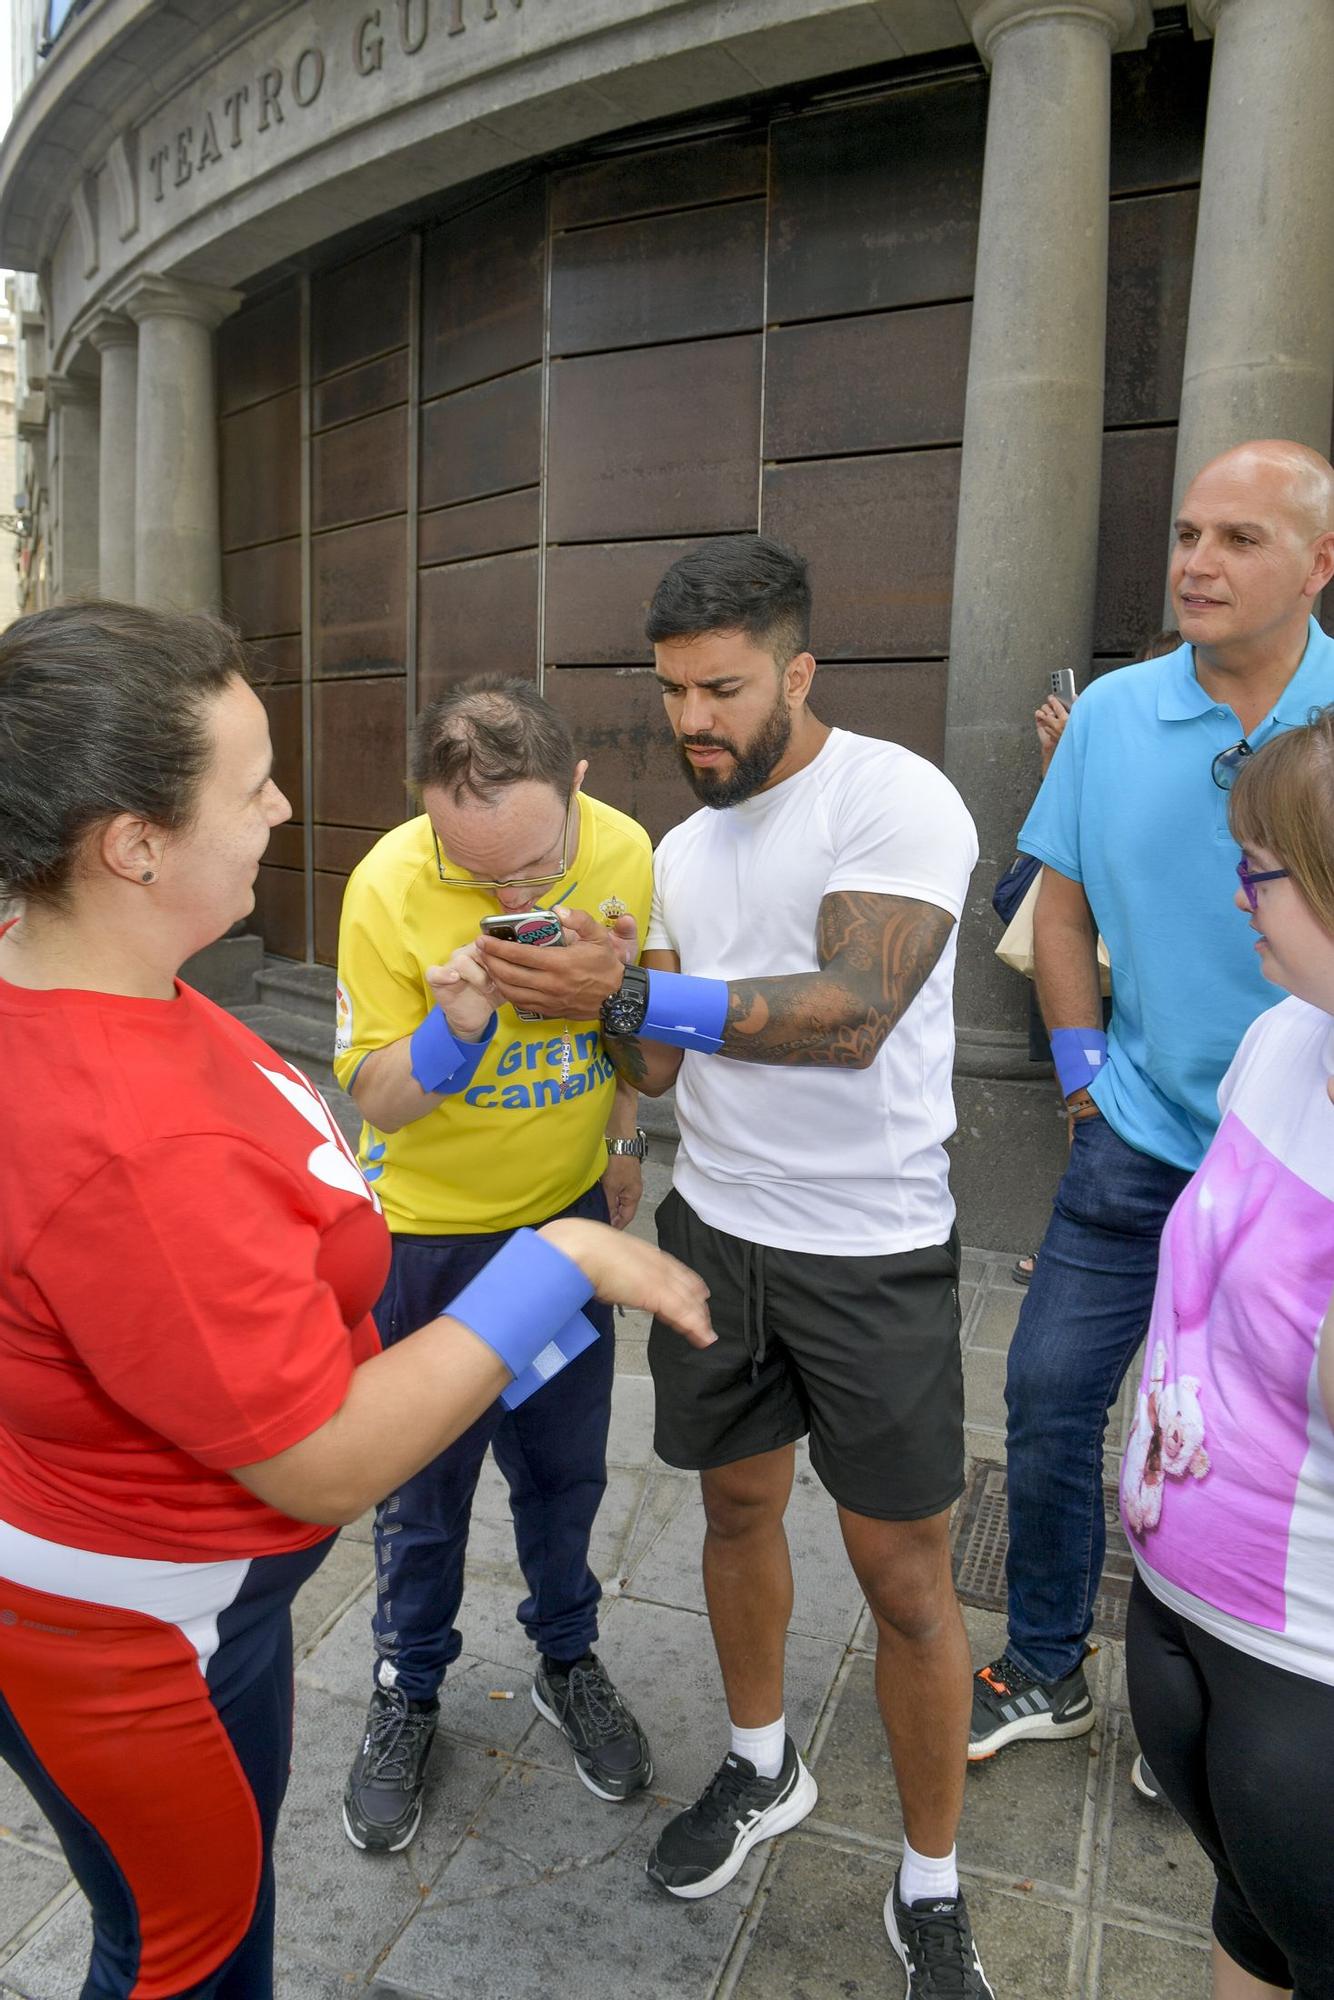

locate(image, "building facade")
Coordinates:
2 0 1333 1246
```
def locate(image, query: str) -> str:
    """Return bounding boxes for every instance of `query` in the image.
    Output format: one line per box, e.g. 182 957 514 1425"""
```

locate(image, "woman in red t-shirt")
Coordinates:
0 601 712 2000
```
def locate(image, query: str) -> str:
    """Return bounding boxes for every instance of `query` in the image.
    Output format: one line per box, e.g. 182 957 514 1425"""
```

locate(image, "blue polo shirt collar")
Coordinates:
1155 617 1333 729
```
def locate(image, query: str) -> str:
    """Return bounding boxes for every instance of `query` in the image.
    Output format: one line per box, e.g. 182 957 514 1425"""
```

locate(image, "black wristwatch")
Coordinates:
606 1128 649 1160
600 963 650 1038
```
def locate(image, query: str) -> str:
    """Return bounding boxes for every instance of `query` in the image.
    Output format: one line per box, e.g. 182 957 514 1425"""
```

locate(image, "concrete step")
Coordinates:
231 1002 335 1077
255 955 337 1023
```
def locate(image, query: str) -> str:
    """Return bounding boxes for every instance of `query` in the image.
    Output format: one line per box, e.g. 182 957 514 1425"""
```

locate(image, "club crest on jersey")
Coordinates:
599 897 629 923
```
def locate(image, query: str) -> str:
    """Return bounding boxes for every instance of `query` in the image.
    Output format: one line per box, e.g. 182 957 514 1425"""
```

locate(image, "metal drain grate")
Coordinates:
951 1462 1134 1643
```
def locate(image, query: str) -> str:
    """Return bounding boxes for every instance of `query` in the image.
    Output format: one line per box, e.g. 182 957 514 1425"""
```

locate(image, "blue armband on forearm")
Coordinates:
447 1227 600 1410
1050 1027 1108 1098
643 969 729 1055
408 1007 496 1095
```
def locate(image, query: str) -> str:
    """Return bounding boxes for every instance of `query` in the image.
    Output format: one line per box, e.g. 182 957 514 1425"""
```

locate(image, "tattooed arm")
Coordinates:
602 893 955 1079
479 893 955 1080
718 890 954 1069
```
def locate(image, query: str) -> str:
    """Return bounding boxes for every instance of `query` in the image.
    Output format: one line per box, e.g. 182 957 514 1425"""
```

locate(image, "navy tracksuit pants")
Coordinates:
369 1180 615 1701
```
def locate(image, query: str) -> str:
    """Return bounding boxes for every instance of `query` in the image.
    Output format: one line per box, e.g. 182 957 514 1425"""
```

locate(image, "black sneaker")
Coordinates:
1130 1751 1165 1804
967 1647 1095 1761
885 1870 996 1997
531 1652 653 1802
646 1737 817 1900
342 1684 438 1852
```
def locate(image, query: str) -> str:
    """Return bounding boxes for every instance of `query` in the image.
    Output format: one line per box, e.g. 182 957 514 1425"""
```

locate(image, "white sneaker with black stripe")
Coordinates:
645 1736 816 1899
967 1647 1095 1760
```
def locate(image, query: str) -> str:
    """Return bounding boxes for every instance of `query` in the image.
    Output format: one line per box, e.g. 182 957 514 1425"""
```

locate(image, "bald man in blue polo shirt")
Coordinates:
968 439 1334 1768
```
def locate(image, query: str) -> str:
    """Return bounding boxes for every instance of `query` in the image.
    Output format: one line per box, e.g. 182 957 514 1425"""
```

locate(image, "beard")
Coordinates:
677 693 793 809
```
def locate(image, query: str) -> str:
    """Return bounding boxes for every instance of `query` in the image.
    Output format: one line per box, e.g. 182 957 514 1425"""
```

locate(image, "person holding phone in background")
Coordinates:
966 440 1334 1784
332 678 657 1854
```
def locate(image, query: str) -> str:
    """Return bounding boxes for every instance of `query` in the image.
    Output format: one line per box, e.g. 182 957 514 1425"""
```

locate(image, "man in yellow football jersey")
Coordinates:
333 677 654 1852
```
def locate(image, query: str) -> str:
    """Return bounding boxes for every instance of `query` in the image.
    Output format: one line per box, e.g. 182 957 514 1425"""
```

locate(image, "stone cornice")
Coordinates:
965 0 1148 63
46 369 99 407
86 311 137 353
111 272 244 329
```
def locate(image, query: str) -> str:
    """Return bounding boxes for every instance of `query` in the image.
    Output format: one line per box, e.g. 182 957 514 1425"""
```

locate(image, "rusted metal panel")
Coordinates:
264 823 305 871
313 825 385 874
220 388 301 552
312 676 409 828
545 539 697 665
421 181 545 400
313 349 410 433
1105 191 1197 429
218 287 300 417
763 449 960 659
311 237 412 380
312 515 407 678
768 81 987 323
417 550 540 707
765 303 971 460
550 201 766 357
418 487 540 568
812 660 947 767
248 633 302 684
547 337 761 543
1109 35 1210 198
258 680 306 819
222 539 301 639
252 865 306 960
312 405 408 535
1094 427 1176 657
544 665 696 846
418 366 542 512
550 133 768 231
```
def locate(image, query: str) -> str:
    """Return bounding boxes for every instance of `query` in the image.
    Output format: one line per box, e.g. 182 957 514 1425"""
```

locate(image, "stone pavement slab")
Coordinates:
0 1248 1214 1999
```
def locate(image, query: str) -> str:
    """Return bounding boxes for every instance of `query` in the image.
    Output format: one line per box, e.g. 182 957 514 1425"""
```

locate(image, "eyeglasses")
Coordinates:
1236 855 1290 911
432 793 576 894
1212 739 1253 791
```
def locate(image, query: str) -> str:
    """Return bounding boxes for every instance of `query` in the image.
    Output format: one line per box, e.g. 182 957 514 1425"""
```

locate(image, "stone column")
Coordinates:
945 0 1140 1249
89 315 138 601
1171 0 1334 509
46 373 101 602
118 275 242 612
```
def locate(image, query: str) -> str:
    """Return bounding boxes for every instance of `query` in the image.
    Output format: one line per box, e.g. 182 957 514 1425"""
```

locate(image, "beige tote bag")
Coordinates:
995 868 1112 997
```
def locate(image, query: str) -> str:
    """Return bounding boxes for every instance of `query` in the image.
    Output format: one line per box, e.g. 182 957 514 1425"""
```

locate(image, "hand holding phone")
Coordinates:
478 911 564 1020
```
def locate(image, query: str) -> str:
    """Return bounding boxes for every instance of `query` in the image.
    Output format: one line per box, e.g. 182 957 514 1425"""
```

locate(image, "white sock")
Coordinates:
899 1840 959 1906
729 1714 786 1780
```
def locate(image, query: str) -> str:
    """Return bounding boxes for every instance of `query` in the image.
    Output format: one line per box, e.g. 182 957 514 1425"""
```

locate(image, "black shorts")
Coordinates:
649 1188 964 1521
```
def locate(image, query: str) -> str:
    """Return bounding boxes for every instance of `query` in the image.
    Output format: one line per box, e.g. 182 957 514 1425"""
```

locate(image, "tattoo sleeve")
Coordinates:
719 890 955 1069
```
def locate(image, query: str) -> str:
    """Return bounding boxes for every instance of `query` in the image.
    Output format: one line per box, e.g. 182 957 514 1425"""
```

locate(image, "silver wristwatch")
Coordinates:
606 1128 648 1160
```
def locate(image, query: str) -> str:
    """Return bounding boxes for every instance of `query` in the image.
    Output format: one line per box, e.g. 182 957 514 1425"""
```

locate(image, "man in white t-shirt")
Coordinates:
478 538 990 2000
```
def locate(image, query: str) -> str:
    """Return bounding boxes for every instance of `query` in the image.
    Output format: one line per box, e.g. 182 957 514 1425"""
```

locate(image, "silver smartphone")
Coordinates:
478 910 563 1022
1049 668 1078 710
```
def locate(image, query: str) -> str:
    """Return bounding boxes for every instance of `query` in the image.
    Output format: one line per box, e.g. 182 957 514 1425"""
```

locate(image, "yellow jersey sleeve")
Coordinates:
333 854 427 1096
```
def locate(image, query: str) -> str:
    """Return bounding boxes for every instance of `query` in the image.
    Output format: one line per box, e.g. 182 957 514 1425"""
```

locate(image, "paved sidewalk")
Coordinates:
0 1161 1213 1998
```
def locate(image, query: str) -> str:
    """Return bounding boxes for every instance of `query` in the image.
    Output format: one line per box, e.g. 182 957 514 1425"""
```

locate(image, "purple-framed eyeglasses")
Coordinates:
1236 855 1290 912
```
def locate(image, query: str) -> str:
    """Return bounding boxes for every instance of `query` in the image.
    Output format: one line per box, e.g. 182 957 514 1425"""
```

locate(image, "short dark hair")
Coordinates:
410 676 576 803
0 600 249 910
645 536 812 666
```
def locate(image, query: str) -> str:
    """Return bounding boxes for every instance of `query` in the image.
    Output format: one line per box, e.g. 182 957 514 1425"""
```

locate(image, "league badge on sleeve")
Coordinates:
334 981 354 1056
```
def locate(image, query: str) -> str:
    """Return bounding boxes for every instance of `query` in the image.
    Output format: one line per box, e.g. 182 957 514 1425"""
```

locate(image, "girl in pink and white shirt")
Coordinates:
1122 707 1334 2000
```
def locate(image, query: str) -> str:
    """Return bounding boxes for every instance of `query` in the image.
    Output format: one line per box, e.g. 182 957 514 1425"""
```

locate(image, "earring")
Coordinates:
141 870 155 883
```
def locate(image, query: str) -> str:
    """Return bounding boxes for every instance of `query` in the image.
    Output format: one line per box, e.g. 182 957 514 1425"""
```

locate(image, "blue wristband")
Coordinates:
642 968 728 1055
1050 1027 1108 1098
409 1007 496 1095
447 1228 599 1410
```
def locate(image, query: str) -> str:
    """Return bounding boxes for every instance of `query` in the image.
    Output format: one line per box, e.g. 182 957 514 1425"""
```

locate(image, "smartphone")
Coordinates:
1049 668 1078 710
478 910 563 1022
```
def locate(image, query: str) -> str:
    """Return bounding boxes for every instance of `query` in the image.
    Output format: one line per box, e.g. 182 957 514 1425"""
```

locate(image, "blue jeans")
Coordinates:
370 1181 614 1702
1004 1113 1192 1683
